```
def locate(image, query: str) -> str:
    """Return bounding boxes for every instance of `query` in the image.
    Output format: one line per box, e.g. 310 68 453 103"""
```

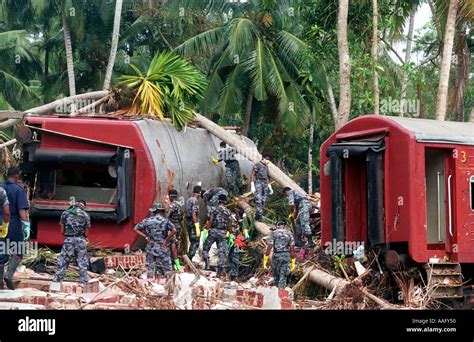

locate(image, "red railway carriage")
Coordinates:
20 115 255 250
320 115 474 266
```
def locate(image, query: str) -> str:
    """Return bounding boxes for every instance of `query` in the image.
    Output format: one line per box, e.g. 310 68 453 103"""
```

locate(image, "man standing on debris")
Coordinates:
0 166 30 290
283 187 315 250
250 154 273 221
202 194 232 278
168 189 183 272
213 142 243 197
263 221 296 289
186 186 202 261
53 200 90 287
202 187 229 218
134 203 176 280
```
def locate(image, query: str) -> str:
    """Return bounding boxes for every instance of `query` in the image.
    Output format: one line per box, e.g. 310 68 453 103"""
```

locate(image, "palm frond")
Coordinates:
175 26 227 58
242 38 268 102
228 18 258 57
275 30 307 68
118 51 208 130
216 63 246 115
0 70 40 110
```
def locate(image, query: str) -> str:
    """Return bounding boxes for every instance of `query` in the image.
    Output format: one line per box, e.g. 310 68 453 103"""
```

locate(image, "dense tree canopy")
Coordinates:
0 0 472 191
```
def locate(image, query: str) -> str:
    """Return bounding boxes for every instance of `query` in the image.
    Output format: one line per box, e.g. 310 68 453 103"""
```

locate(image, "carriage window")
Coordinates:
471 176 474 211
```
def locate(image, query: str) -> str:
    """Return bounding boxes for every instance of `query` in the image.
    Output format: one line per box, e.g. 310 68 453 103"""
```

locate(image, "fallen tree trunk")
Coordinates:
74 95 110 116
237 200 271 236
194 114 306 194
0 91 110 130
0 139 17 149
236 199 397 309
25 91 109 116
0 119 19 130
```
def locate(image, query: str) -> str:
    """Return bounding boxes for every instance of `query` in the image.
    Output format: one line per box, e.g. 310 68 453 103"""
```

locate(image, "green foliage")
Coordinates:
333 255 348 271
0 0 472 193
119 51 208 130
175 0 311 133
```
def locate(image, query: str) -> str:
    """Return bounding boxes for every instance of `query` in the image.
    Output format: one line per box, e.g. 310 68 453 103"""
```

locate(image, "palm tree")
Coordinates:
176 0 310 135
435 0 459 121
103 0 123 90
1 0 82 103
371 0 379 116
335 0 351 130
399 2 417 117
119 51 208 130
0 29 42 110
62 14 76 98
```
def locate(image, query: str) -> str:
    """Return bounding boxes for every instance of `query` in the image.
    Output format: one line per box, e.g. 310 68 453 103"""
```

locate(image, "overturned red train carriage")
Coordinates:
320 115 474 285
20 115 254 250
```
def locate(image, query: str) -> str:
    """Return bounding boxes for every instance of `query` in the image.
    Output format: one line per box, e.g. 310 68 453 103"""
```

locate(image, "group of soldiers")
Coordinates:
1 141 316 291
134 185 246 281
131 142 316 288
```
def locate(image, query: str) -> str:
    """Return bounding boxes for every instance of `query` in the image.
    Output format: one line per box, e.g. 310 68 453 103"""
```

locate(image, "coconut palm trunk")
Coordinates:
453 26 469 122
371 0 379 115
63 16 76 98
326 76 339 123
0 91 109 129
103 0 124 90
242 85 254 136
435 0 459 121
193 113 306 193
399 3 416 117
336 0 351 130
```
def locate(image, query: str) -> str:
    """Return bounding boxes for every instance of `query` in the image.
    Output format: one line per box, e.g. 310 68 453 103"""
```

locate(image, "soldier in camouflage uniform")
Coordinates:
214 142 243 196
168 189 184 271
284 187 315 249
186 186 202 261
202 187 228 219
227 211 247 281
250 154 273 221
263 221 296 289
134 203 176 279
203 194 232 277
53 200 91 285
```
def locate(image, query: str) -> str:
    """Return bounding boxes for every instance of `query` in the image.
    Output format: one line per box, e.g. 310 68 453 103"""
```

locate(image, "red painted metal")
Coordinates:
26 116 156 250
320 115 474 264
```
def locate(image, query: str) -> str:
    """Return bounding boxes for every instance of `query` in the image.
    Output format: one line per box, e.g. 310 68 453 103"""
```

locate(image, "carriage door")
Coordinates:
327 139 385 247
425 148 452 247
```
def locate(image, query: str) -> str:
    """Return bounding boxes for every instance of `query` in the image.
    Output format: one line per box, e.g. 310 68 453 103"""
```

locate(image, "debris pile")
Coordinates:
0 252 297 310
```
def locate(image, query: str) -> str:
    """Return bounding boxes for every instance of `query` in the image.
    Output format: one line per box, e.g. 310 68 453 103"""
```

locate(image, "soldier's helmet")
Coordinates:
169 189 178 198
218 194 228 204
149 203 166 212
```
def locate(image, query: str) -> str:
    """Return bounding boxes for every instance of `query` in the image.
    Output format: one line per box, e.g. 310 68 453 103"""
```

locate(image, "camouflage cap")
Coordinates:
149 203 166 212
275 220 286 228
